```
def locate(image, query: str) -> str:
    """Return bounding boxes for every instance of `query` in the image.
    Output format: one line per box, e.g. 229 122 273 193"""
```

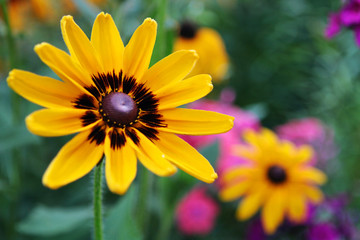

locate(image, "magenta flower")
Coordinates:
276 118 336 166
325 0 360 47
175 187 219 236
307 223 341 240
325 13 342 39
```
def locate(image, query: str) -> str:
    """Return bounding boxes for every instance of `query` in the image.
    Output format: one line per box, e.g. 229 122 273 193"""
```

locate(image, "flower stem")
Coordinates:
0 0 17 69
137 168 154 234
93 161 104 240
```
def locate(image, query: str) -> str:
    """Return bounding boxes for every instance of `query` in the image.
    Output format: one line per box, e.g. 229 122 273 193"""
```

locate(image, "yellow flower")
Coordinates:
173 21 229 83
7 13 234 194
8 0 54 30
219 129 326 235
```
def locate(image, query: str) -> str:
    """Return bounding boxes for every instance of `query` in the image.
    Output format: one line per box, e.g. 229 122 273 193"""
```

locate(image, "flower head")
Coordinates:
175 187 219 236
219 129 326 234
7 13 234 194
173 21 229 82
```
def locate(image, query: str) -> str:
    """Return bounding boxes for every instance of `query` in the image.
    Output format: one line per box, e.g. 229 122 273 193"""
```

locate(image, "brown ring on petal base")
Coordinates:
77 71 167 148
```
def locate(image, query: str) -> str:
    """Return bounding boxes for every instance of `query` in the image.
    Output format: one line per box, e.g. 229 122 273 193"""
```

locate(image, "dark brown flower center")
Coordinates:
267 165 287 184
100 92 138 126
179 21 198 39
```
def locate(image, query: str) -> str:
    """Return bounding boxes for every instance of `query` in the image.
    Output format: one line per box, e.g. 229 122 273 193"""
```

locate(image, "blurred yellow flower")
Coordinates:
7 0 54 30
7 12 234 194
173 21 229 83
220 128 326 235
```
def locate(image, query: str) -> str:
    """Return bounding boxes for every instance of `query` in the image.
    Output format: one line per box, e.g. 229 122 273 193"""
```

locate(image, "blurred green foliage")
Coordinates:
1 0 360 239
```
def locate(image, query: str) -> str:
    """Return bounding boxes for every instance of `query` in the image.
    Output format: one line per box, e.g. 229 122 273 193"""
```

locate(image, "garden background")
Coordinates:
1 0 359 239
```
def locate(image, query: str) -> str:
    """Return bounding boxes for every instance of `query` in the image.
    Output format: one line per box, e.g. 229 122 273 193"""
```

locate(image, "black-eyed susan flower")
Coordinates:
219 129 326 235
173 21 229 83
7 12 234 194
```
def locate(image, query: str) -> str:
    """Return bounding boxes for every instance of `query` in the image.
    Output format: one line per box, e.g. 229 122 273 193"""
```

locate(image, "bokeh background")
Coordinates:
1 0 360 239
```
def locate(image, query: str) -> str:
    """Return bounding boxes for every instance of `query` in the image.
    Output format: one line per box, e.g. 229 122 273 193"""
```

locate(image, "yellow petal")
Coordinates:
291 167 327 185
287 190 306 223
140 50 198 90
129 129 176 176
236 183 268 220
222 167 257 184
42 129 104 189
7 70 79 109
123 18 157 80
26 108 100 137
61 15 103 75
300 184 324 204
154 132 217 183
155 74 213 110
258 128 278 147
159 108 234 135
294 145 314 165
220 180 251 201
34 42 93 87
104 132 137 194
261 189 287 235
91 12 124 74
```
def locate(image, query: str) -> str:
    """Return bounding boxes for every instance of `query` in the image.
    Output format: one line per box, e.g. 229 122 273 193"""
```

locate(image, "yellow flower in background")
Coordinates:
7 13 234 194
220 129 326 235
173 21 229 83
7 0 54 30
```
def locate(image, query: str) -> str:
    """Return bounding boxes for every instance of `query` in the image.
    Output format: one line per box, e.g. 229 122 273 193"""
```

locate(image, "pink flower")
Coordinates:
325 13 342 39
325 0 360 47
276 118 336 166
175 187 219 236
180 89 260 149
339 0 360 26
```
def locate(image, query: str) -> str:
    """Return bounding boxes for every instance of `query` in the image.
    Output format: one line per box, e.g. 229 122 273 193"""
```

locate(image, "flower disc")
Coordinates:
267 165 287 184
102 92 138 125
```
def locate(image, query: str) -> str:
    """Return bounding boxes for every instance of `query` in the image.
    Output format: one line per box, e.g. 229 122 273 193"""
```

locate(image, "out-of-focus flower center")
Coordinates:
100 92 139 127
267 165 287 184
179 21 198 39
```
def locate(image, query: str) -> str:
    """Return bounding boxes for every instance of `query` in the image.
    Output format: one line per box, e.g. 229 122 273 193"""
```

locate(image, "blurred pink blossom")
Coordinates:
180 88 260 149
325 0 360 47
276 118 336 166
175 187 219 236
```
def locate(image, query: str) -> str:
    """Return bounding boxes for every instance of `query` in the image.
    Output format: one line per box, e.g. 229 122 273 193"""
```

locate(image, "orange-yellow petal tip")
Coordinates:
42 175 60 190
34 42 47 52
61 15 74 23
108 184 130 195
211 172 218 180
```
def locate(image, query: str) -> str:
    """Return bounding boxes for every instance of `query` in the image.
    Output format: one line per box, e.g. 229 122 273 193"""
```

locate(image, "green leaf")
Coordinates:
17 205 92 236
105 187 143 240
0 125 40 152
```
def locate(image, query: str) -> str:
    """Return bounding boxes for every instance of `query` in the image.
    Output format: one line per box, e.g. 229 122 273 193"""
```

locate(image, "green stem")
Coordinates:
1 3 21 240
93 161 104 240
1 0 17 69
137 168 154 234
